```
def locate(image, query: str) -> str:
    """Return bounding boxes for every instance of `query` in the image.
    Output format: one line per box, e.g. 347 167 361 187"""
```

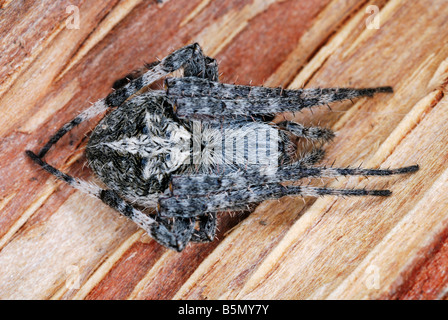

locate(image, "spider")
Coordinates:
26 43 419 251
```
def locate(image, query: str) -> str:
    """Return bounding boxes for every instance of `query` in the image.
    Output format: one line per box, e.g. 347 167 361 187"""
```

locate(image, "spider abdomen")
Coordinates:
86 94 179 204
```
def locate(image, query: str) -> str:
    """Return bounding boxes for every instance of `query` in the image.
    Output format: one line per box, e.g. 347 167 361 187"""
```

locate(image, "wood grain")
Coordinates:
0 0 447 300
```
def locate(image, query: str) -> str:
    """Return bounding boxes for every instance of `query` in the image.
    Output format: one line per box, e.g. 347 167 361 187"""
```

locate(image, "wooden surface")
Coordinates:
0 0 448 300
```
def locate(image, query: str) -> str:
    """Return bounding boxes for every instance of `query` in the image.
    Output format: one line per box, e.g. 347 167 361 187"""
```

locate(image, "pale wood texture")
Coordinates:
0 0 447 300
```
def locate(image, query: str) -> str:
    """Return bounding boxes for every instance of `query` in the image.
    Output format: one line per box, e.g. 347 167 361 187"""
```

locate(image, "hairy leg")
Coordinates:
191 212 217 243
26 150 194 251
105 43 203 107
168 163 419 197
277 121 335 142
112 61 160 90
36 43 214 158
158 182 400 218
166 77 392 119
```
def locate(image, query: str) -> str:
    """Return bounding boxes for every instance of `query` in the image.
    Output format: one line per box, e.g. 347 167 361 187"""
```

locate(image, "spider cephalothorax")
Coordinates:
27 43 418 251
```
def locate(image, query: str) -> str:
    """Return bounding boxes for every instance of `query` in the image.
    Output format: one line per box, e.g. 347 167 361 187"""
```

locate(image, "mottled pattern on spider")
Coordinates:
27 43 419 251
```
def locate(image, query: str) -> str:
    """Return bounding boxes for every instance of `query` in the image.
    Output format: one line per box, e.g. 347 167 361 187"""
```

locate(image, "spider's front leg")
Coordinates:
158 184 393 219
166 77 393 120
158 162 419 218
151 213 217 249
168 164 418 196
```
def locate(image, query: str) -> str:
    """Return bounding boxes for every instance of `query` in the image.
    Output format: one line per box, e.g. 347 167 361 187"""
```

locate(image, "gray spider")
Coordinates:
26 43 418 251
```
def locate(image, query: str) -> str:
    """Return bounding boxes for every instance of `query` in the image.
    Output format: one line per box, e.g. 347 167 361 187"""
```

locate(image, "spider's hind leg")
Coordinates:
34 43 215 158
104 43 212 108
26 151 195 252
113 42 219 90
112 61 160 90
35 100 110 158
184 53 219 81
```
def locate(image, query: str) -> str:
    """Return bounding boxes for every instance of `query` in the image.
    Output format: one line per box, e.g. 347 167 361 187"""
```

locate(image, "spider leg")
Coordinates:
153 216 195 251
277 121 335 142
169 164 419 197
105 43 206 107
113 45 219 90
295 148 326 166
191 212 217 243
25 150 194 251
36 100 110 158
26 150 155 228
158 182 397 218
112 61 161 90
165 77 393 120
36 43 215 158
184 54 219 81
